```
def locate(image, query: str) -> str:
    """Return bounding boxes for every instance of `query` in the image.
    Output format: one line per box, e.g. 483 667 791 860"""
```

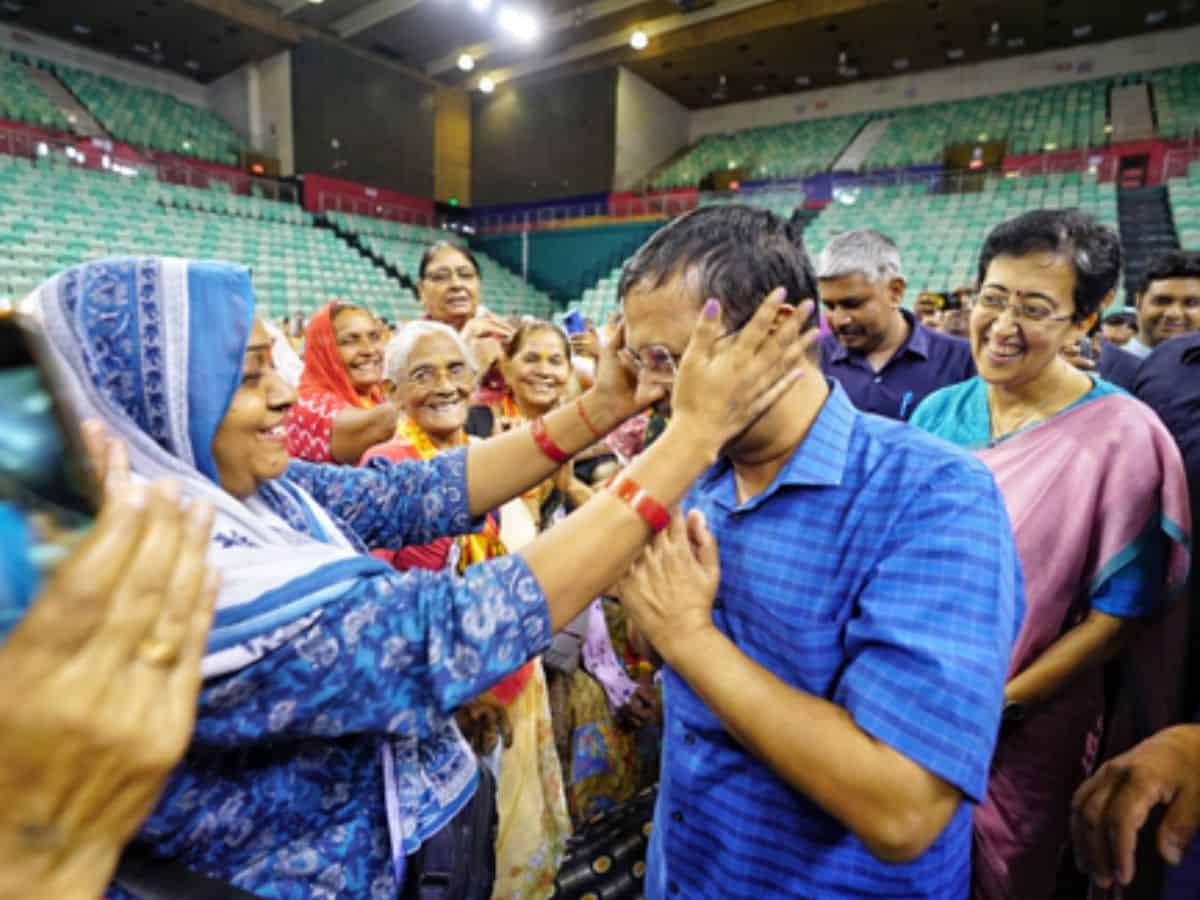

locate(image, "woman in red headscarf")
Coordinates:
286 302 400 463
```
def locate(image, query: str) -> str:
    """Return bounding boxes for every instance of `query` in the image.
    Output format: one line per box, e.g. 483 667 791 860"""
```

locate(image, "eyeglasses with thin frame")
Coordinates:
423 267 479 285
405 362 476 389
618 344 679 383
975 289 1074 325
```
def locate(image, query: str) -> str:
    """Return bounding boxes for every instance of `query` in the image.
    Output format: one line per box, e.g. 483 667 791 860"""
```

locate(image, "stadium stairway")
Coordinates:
25 66 107 139
1117 186 1180 304
321 213 416 295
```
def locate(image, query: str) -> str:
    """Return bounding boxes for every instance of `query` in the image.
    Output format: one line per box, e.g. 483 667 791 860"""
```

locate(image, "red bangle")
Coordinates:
531 416 570 464
576 397 604 441
611 476 671 533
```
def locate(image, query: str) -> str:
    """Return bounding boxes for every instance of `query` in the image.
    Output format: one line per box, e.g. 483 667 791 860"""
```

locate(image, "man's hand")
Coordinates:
615 510 720 665
1071 724 1200 889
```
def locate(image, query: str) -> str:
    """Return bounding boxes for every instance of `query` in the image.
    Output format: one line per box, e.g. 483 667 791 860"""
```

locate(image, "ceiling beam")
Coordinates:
478 0 890 88
184 0 306 42
182 0 443 87
331 0 425 38
278 0 315 16
426 0 648 75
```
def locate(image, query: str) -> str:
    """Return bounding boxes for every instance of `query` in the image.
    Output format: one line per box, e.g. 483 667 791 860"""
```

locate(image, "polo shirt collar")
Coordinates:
828 309 928 364
700 380 857 511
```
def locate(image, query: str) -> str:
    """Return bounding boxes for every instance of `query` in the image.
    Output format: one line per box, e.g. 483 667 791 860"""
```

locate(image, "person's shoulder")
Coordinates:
851 395 995 488
360 439 419 465
911 376 982 425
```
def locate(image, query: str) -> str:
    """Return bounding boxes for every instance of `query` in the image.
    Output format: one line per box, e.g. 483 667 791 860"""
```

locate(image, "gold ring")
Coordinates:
137 637 180 667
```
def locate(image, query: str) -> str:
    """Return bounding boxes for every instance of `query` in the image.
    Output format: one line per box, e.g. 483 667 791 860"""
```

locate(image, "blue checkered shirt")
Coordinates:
647 382 1025 899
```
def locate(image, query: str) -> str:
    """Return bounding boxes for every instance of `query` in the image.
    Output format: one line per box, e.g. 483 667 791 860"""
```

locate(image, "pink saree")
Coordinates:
966 391 1192 900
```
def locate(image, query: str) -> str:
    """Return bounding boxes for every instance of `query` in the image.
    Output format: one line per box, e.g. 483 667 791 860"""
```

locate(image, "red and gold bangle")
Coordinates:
611 475 671 533
530 416 570 464
576 397 604 441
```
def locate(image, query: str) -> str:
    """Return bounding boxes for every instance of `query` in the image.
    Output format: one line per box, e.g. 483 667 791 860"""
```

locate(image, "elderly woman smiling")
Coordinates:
910 210 1191 900
34 257 808 898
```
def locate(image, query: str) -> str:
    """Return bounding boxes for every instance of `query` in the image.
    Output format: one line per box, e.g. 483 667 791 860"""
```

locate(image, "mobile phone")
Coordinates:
562 309 586 335
0 313 99 569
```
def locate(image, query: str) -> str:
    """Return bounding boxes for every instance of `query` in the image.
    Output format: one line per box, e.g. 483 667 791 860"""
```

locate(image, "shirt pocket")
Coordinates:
716 599 848 700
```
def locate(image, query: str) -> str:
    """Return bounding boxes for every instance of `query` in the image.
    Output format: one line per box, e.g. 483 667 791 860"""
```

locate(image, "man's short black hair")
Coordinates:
977 209 1121 322
618 205 820 334
1139 250 1200 297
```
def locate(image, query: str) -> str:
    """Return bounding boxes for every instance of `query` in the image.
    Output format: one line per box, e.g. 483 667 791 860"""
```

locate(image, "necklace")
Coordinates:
986 382 1084 440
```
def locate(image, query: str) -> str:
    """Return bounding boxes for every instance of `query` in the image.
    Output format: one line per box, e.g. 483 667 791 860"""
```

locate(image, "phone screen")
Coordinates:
0 314 96 570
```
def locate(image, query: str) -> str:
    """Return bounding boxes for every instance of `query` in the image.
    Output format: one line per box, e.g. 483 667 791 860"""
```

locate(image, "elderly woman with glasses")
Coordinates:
911 210 1192 900
361 321 569 899
417 242 516 406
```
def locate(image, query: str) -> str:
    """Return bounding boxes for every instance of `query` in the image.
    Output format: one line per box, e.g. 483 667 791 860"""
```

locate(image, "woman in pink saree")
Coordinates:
911 210 1192 900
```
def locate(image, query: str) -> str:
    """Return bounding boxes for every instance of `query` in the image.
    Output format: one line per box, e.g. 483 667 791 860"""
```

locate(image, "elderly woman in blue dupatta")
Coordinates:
30 256 809 898
910 210 1192 900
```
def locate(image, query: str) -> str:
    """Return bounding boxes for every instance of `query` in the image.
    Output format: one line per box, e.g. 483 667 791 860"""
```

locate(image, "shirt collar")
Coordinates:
700 380 857 511
827 309 928 363
902 310 932 359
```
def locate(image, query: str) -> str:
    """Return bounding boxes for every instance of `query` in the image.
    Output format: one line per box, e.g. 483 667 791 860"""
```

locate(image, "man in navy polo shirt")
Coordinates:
817 229 974 420
615 205 1024 899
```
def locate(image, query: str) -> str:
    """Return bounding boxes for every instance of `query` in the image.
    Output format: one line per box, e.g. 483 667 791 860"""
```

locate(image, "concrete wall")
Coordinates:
256 51 294 174
614 66 690 190
690 25 1200 141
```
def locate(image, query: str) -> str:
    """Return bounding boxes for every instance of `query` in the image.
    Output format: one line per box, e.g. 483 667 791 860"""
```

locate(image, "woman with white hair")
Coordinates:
362 320 569 900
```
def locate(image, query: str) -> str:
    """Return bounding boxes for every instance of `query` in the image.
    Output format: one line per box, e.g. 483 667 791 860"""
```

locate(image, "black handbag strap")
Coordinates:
114 840 261 900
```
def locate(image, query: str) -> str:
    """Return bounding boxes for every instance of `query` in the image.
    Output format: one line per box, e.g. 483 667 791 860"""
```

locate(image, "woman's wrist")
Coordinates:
578 389 629 438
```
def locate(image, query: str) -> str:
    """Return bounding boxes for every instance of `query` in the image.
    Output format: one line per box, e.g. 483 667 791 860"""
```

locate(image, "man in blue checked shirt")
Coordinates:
614 205 1025 899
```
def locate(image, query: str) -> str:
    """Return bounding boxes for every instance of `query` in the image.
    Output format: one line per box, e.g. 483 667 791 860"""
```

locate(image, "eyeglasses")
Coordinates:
424 267 479 285
976 290 1073 325
406 362 475 389
618 344 679 383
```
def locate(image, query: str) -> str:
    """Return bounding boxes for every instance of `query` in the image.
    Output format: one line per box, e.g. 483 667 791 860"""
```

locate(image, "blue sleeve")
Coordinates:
191 554 552 747
1091 528 1169 618
0 505 38 644
834 462 1025 803
285 447 483 550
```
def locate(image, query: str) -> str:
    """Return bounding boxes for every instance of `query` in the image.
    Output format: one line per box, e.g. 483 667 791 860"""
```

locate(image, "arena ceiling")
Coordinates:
4 0 1198 106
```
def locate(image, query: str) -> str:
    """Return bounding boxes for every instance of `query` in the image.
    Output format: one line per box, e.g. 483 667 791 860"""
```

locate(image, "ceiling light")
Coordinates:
946 47 964 60
457 53 475 71
1145 9 1168 24
630 30 648 50
1072 23 1093 38
497 7 539 43
470 0 491 12
893 57 909 70
479 76 495 93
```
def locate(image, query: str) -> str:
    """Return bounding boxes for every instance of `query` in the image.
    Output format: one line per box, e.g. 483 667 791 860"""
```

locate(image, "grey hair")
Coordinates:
384 321 478 384
816 229 905 283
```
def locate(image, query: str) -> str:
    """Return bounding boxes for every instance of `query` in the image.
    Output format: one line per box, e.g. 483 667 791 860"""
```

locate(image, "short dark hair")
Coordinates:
1139 250 1200 296
618 204 820 334
418 241 481 281
977 209 1121 322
